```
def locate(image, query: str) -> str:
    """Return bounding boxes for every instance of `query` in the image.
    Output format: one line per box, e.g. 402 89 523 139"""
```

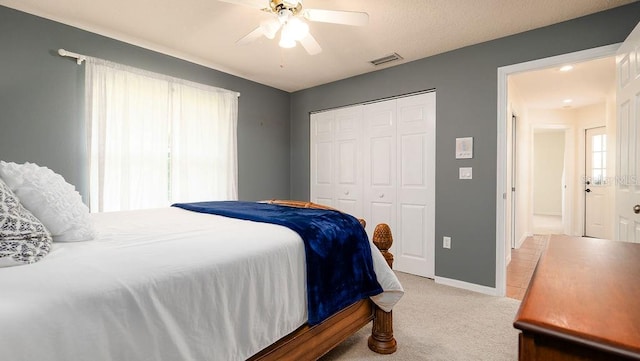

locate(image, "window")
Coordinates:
590 133 606 185
85 58 238 212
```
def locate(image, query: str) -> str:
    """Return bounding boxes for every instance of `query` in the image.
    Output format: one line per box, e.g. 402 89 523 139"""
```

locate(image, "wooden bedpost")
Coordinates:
251 200 398 360
368 223 397 354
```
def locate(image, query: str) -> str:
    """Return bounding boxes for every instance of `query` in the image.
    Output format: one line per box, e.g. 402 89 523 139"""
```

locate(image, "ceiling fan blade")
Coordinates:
303 9 369 26
218 0 266 9
236 26 265 45
299 33 322 55
260 18 282 39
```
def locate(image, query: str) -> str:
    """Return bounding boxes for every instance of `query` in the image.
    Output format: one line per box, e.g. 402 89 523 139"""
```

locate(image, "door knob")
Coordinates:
344 191 349 195
585 189 591 193
634 205 640 214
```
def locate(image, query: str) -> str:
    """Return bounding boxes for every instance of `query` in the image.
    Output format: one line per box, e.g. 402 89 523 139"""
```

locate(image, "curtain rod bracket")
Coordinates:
58 48 86 65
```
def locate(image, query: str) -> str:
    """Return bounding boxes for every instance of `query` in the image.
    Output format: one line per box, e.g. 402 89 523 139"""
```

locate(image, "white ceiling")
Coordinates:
510 56 616 110
0 0 634 92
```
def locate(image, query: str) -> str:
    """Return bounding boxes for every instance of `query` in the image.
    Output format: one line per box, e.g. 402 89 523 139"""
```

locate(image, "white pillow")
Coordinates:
0 161 95 242
0 177 52 267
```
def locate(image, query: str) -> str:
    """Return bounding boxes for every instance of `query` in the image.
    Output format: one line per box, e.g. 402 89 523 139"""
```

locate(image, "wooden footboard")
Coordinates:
248 200 397 360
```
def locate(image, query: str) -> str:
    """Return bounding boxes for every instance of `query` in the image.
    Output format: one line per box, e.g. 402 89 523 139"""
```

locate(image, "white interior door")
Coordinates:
585 127 607 238
394 93 436 278
615 22 640 243
312 93 436 278
334 106 363 218
363 99 397 240
310 111 335 207
310 107 363 217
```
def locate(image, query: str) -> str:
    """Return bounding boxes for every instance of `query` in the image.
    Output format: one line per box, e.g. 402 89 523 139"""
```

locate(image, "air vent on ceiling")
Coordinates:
370 53 403 66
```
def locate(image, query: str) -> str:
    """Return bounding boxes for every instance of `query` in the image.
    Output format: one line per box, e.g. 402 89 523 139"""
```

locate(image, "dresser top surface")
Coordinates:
514 235 640 356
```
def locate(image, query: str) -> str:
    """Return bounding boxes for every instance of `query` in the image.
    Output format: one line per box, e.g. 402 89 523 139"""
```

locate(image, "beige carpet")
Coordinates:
320 272 521 361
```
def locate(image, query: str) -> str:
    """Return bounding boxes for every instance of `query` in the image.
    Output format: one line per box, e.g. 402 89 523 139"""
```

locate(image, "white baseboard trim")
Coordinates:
506 252 512 266
516 233 529 248
435 276 500 296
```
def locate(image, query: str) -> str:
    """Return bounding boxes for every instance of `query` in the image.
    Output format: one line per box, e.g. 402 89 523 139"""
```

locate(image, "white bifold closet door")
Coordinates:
310 92 435 278
310 105 364 218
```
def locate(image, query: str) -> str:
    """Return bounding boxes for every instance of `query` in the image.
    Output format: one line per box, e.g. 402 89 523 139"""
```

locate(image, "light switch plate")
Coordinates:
459 167 472 180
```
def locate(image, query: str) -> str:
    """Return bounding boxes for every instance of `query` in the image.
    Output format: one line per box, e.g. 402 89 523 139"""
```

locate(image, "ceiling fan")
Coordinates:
219 0 369 55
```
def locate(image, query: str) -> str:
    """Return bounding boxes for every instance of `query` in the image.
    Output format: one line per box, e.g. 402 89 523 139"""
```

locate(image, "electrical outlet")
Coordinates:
443 236 451 249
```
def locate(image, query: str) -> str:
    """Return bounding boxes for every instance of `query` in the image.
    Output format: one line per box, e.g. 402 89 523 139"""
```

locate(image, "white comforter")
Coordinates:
0 207 403 361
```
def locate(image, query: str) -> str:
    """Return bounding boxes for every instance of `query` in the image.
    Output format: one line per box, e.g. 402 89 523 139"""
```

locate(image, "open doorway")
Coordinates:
532 128 566 235
496 44 619 298
507 54 616 245
505 54 616 299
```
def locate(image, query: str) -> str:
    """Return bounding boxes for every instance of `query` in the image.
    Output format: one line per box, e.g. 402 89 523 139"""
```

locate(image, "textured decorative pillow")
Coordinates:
0 177 52 267
0 161 95 242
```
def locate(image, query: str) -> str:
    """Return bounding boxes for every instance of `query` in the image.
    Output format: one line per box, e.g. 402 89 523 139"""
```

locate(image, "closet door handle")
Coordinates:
378 193 385 198
344 191 350 195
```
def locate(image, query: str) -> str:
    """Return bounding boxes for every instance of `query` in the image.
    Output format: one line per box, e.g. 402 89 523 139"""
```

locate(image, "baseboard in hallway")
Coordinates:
506 234 549 300
532 214 563 234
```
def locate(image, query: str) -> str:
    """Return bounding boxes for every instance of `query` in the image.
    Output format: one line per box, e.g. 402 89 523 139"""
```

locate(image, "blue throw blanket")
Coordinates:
172 201 383 325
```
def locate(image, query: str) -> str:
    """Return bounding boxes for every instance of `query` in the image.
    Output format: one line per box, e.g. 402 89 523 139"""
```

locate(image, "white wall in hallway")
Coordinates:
533 131 565 216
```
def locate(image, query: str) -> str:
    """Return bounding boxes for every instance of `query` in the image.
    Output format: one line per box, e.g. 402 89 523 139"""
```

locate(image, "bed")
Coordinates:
0 164 403 361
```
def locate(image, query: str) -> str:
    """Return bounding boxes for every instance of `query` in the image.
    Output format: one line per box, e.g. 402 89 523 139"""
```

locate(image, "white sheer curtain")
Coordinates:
85 58 238 212
170 83 238 203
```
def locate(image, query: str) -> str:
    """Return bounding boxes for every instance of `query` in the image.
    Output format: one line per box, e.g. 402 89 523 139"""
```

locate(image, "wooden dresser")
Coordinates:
513 235 640 361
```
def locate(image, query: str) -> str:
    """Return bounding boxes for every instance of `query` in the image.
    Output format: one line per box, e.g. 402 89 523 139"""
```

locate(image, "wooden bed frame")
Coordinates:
247 200 397 360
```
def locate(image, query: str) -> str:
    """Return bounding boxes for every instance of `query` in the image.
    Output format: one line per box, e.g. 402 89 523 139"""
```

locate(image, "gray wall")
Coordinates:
2 3 639 289
0 5 291 202
290 3 640 287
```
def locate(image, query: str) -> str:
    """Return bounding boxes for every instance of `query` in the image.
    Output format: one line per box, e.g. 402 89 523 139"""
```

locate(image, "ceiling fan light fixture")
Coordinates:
279 32 296 48
229 0 366 55
286 17 309 40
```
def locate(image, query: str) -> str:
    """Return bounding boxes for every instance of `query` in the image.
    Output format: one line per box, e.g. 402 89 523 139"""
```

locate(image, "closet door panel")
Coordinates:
400 134 426 187
310 112 335 207
310 93 435 279
395 93 435 278
363 99 397 240
334 106 363 218
336 138 359 216
400 204 427 256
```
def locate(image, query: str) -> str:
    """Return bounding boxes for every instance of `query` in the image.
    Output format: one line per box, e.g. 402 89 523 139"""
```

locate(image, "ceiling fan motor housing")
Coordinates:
270 0 302 15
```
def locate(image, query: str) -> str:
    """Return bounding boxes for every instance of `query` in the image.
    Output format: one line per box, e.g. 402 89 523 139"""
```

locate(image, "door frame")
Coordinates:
496 43 619 296
510 114 517 249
